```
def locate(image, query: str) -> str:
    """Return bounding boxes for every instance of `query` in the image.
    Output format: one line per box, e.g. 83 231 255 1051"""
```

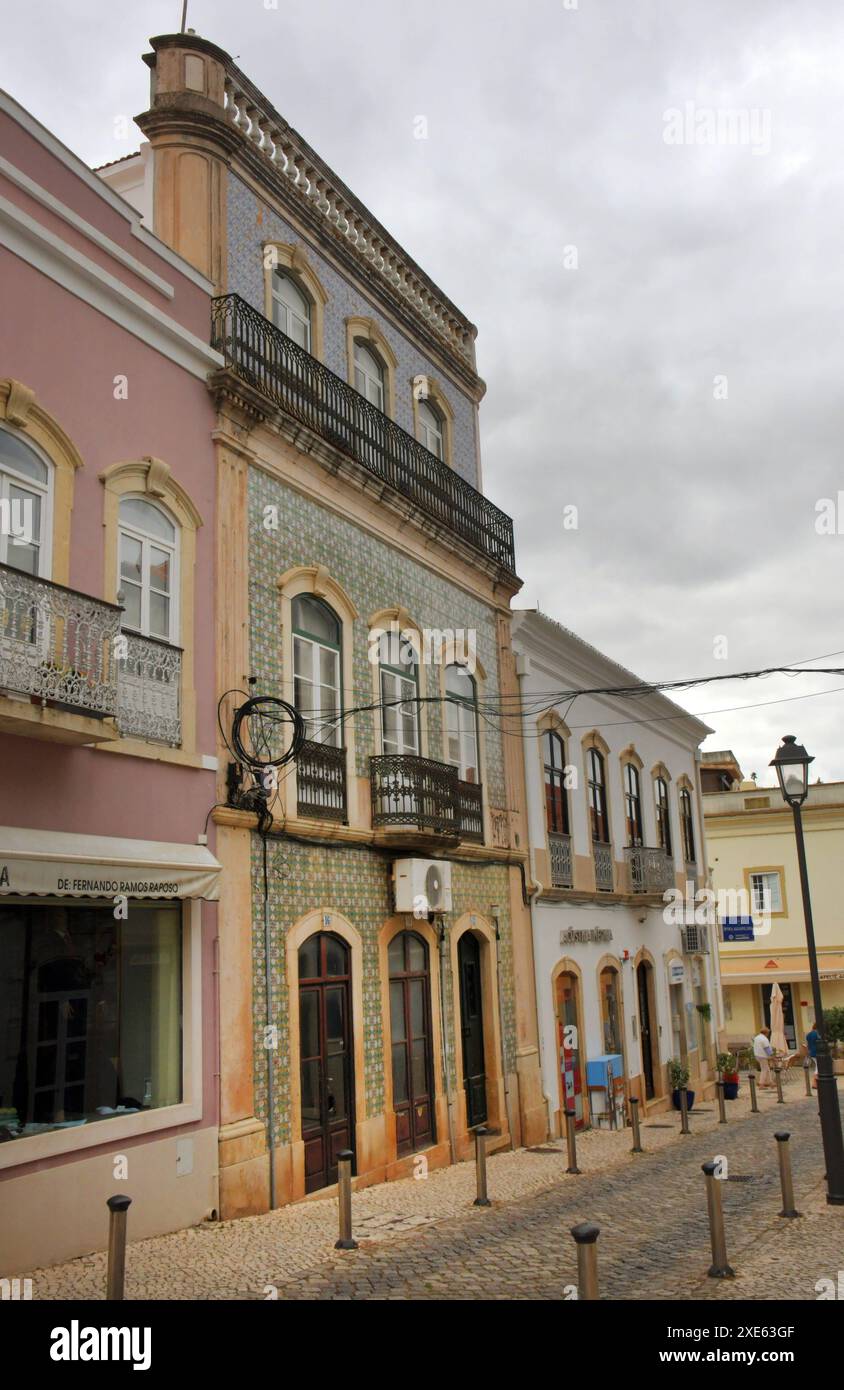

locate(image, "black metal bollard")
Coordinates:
570 1222 600 1300
473 1125 491 1207
701 1161 735 1279
106 1194 131 1300
335 1149 358 1249
774 1132 801 1218
748 1070 759 1113
679 1087 691 1135
717 1080 727 1124
629 1096 644 1154
564 1107 581 1174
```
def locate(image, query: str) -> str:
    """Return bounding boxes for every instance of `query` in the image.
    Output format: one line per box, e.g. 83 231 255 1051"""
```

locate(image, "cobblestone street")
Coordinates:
22 1084 843 1301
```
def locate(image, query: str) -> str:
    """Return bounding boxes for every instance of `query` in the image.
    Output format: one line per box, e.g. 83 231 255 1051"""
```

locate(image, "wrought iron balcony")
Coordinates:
370 753 483 842
0 563 120 719
297 738 347 821
549 831 573 888
625 845 675 895
117 631 182 746
211 294 517 574
593 841 614 892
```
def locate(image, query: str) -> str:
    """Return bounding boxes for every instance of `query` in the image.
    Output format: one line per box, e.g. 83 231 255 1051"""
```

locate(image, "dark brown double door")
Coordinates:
299 933 354 1193
389 932 435 1157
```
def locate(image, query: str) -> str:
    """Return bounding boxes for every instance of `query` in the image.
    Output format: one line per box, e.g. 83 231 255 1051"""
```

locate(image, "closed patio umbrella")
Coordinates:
769 981 789 1056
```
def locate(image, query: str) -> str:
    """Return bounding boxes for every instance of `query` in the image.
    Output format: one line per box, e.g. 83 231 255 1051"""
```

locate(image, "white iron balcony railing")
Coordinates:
625 845 675 895
548 831 573 888
116 631 182 746
0 563 121 718
593 841 614 892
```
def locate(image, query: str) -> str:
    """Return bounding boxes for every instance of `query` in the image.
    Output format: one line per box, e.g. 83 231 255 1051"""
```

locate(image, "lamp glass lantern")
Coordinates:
769 734 814 807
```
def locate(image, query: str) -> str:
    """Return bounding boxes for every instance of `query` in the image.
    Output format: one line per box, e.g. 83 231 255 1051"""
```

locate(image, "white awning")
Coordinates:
0 826 221 901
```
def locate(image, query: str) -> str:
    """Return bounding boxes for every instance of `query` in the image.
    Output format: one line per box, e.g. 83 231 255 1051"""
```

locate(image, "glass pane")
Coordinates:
148 591 170 639
149 547 171 594
119 534 143 584
319 646 338 688
390 980 406 1040
445 665 474 702
407 935 426 974
37 999 58 1042
6 538 38 575
0 430 48 484
298 935 320 979
9 484 40 547
411 1038 428 1097
325 986 345 1045
120 581 141 631
292 595 339 645
388 936 404 974
299 989 319 1058
300 1058 321 1128
391 1042 408 1104
325 936 348 977
409 978 426 1037
119 497 175 543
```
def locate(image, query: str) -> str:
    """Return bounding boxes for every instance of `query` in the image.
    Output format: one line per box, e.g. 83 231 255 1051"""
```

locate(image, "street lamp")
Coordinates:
769 735 844 1204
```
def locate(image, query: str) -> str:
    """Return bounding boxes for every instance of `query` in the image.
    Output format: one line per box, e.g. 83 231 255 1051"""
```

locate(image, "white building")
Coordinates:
511 611 723 1131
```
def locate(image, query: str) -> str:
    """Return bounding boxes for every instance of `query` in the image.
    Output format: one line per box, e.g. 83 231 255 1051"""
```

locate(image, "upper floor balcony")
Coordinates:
625 845 675 896
210 293 517 575
370 753 484 847
0 564 182 747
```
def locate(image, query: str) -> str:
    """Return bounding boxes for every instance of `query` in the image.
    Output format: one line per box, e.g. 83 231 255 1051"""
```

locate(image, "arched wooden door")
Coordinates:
298 932 354 1192
458 931 487 1127
388 931 435 1156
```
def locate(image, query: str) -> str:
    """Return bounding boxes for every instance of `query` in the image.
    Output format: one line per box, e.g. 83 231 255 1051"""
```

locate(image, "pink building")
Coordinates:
0 89 222 1273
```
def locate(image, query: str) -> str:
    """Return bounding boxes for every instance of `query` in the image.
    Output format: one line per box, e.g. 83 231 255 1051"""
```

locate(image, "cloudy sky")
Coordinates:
4 0 843 781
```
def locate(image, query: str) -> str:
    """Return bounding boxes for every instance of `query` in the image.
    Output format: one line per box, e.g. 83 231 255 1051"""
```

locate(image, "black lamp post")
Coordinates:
769 735 844 1204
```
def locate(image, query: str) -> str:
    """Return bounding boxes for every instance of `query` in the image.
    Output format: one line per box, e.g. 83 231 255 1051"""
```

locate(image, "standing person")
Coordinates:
804 1020 820 1083
753 1025 774 1087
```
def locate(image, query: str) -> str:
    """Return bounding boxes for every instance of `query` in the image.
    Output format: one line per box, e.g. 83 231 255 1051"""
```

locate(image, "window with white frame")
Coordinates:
292 594 342 747
353 341 385 410
654 775 672 856
417 400 444 460
379 633 420 756
118 497 178 643
445 664 479 783
750 870 783 914
0 426 51 577
271 271 311 350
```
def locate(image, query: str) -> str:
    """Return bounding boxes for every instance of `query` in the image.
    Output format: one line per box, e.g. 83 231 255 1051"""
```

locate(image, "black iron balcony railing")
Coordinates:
370 753 483 842
625 845 675 895
593 840 614 892
211 294 516 573
296 738 348 821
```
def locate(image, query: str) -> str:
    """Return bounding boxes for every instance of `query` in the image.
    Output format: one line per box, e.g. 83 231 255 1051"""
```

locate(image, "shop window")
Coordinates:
600 966 622 1054
0 901 182 1141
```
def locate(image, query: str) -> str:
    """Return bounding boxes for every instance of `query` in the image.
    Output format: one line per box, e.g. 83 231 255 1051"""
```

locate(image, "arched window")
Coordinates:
271 271 311 350
544 731 569 835
292 594 342 746
624 763 644 847
655 776 672 856
587 748 609 843
679 787 696 863
600 965 622 1055
0 426 50 576
445 664 479 784
379 630 419 756
353 340 385 410
118 496 178 642
417 400 444 460
388 931 435 1156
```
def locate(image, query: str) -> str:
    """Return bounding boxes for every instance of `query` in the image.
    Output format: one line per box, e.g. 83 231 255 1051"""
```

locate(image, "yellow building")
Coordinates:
704 771 844 1054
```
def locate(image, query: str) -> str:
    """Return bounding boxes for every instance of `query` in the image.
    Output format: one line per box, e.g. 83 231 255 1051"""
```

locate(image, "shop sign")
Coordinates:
559 927 613 945
669 960 686 984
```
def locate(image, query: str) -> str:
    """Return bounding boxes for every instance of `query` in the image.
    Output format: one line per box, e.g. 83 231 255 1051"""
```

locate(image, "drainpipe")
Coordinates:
437 918 457 1165
493 912 516 1151
262 830 276 1210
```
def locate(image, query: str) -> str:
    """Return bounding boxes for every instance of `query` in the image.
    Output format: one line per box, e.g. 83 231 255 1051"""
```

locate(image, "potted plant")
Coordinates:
669 1057 694 1111
717 1050 740 1100
695 1002 712 1024
823 1007 844 1074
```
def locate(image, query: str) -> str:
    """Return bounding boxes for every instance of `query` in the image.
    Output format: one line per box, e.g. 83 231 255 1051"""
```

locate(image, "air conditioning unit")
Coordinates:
681 923 710 955
393 858 453 915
